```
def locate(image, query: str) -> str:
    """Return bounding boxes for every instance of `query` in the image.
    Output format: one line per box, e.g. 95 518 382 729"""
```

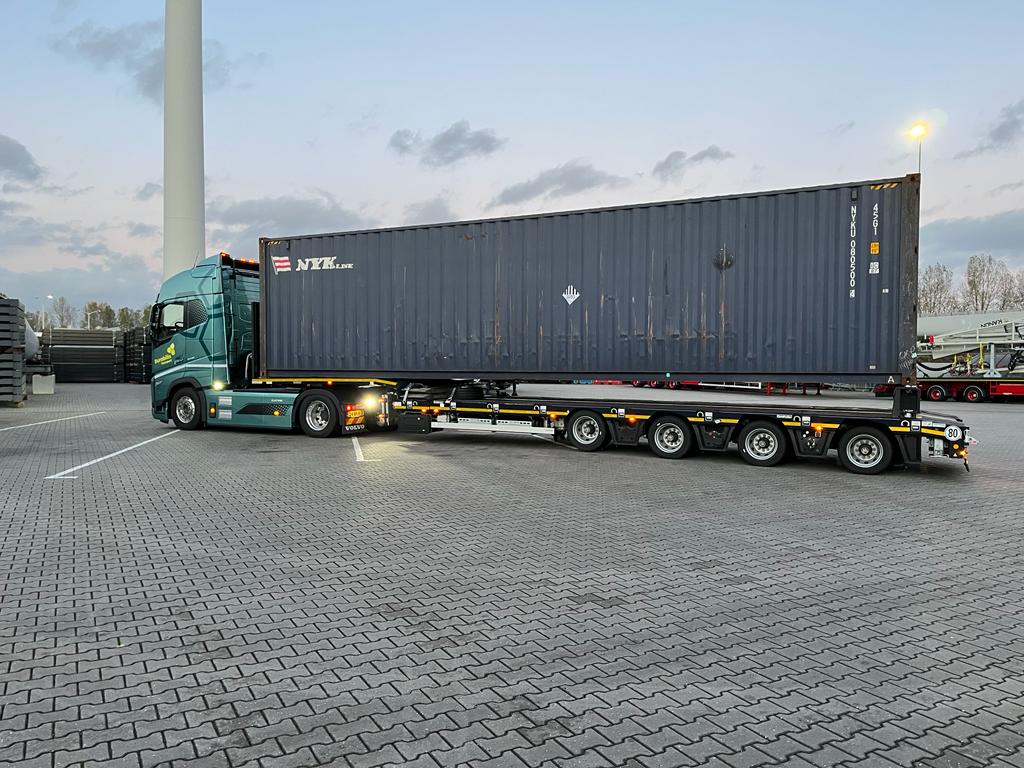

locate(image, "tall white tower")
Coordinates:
163 0 206 279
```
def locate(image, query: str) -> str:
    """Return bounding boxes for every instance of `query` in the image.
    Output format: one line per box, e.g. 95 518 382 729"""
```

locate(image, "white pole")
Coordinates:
163 0 206 280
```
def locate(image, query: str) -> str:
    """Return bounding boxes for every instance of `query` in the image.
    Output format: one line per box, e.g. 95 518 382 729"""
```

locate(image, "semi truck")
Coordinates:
149 174 973 474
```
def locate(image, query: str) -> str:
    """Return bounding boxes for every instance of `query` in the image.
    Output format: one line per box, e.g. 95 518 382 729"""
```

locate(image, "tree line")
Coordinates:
25 300 153 332
919 254 1024 316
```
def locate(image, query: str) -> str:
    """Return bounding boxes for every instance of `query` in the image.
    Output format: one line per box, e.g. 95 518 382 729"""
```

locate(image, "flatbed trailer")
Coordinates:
388 386 971 474
874 377 1024 402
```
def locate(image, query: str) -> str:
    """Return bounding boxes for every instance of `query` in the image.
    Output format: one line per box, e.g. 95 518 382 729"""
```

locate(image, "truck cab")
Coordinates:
150 253 373 435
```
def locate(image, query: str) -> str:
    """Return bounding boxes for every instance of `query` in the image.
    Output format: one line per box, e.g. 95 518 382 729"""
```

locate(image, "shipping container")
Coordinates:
259 175 919 384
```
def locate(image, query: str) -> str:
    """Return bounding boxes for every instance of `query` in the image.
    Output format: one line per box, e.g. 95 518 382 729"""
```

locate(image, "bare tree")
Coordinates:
918 264 959 315
1007 270 1024 311
51 296 77 327
960 254 1013 312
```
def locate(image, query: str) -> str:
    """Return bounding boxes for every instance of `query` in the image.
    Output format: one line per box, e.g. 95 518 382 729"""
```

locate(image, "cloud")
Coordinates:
127 221 159 238
53 20 264 104
651 144 734 183
955 98 1024 158
404 196 458 225
387 120 507 167
135 181 163 201
830 121 856 136
207 192 371 255
0 133 44 182
920 208 1024 270
388 129 419 156
0 256 160 310
489 161 628 208
990 180 1024 196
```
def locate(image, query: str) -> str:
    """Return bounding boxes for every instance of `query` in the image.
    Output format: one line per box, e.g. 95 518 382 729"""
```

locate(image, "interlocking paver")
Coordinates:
1 384 1023 768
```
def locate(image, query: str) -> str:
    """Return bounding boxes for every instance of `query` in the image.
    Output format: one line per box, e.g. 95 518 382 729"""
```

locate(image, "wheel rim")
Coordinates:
966 388 979 401
653 423 685 454
744 428 778 460
175 395 195 424
572 415 602 445
847 435 884 469
305 400 331 432
929 388 942 400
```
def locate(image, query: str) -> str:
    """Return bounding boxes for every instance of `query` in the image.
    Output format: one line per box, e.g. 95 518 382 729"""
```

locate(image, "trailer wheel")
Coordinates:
298 391 341 437
631 380 645 388
737 421 787 467
838 426 893 475
647 416 695 459
925 384 948 402
170 387 203 430
963 385 986 403
566 410 608 452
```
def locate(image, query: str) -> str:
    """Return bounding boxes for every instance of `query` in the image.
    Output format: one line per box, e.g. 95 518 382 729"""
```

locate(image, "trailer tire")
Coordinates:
925 384 948 402
298 391 341 438
170 387 203 430
838 426 893 475
962 385 986 403
647 416 696 459
737 421 787 467
566 410 608 452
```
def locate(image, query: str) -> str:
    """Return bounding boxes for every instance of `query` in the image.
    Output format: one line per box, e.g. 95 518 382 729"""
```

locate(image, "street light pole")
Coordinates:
909 121 929 174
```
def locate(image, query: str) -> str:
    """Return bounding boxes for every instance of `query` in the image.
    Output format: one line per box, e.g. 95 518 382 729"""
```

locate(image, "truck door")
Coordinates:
150 300 186 408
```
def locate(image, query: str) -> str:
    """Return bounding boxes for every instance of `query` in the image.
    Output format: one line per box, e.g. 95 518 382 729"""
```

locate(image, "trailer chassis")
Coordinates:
390 385 972 475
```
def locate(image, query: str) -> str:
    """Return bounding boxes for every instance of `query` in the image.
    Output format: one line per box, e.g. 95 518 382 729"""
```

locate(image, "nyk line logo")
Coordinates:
271 256 354 274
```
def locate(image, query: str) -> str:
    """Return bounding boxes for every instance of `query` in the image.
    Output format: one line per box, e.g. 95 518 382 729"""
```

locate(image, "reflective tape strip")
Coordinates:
252 377 398 386
889 426 911 432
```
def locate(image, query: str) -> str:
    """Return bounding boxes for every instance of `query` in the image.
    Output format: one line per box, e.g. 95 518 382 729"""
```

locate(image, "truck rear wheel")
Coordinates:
737 421 787 467
647 415 695 459
925 384 948 402
566 410 608 452
838 426 893 474
170 387 203 430
962 385 986 403
299 391 341 437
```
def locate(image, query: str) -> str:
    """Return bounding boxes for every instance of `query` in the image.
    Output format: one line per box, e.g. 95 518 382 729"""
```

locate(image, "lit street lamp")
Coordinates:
32 294 54 330
908 121 929 173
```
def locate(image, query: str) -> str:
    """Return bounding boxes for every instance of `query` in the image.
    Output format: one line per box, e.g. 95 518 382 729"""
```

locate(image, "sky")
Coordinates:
1 0 1023 312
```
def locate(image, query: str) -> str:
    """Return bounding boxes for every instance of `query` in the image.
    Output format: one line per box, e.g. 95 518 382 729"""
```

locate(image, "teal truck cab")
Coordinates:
150 253 382 435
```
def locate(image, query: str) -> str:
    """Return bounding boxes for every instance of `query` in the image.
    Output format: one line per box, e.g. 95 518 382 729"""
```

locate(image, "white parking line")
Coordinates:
45 431 177 479
351 436 380 462
0 412 106 432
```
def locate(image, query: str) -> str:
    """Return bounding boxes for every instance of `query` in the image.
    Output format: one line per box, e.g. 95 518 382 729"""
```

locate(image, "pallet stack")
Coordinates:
42 328 116 382
0 299 27 404
125 326 152 384
113 331 126 383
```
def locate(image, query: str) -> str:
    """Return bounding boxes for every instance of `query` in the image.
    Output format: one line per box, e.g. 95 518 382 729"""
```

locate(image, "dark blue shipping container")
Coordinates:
259 175 919 384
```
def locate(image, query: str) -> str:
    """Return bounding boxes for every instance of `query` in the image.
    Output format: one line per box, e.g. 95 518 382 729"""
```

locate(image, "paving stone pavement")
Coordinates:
1 384 1023 768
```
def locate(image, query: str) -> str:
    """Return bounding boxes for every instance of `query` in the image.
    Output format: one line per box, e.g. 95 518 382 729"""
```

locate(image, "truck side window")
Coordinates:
157 303 185 342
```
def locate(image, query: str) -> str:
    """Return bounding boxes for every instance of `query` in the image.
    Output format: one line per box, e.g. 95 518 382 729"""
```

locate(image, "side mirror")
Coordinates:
149 304 160 329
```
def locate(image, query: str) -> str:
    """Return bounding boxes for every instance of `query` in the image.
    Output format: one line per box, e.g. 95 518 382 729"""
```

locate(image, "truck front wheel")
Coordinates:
170 387 203 430
299 391 341 437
